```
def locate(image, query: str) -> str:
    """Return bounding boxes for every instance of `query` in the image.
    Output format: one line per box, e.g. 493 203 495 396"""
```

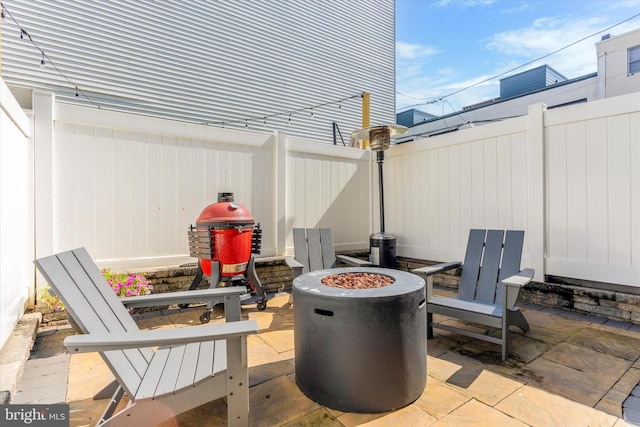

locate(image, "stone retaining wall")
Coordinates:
398 256 640 325
37 254 640 326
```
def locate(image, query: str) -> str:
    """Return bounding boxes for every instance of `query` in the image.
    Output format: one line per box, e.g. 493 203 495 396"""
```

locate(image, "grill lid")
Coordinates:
196 193 254 226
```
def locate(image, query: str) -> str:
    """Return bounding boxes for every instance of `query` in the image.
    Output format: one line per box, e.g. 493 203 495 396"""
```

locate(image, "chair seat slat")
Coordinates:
154 345 187 397
174 342 201 390
195 340 215 382
136 347 171 399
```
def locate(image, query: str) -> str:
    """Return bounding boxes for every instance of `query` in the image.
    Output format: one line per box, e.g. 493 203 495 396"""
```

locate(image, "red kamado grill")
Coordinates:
187 192 267 322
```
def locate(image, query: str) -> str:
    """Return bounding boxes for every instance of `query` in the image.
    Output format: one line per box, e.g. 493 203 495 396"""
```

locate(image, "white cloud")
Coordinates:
484 14 640 78
433 0 498 8
396 41 440 60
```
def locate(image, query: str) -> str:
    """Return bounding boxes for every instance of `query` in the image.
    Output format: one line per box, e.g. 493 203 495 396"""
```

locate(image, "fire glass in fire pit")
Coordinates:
293 267 426 413
321 272 394 289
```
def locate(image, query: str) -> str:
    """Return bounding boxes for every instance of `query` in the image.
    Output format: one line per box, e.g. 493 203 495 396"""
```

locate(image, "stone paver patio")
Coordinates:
11 291 640 426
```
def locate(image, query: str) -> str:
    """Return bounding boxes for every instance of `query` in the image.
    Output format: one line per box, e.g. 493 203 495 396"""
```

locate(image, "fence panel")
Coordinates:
0 80 31 349
285 137 371 252
545 94 640 286
45 103 275 269
387 117 532 268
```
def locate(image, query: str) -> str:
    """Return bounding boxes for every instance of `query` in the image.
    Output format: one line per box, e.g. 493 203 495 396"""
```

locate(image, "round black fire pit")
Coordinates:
293 267 426 413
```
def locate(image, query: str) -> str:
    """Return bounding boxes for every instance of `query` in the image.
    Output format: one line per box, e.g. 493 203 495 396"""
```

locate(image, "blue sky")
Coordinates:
396 0 640 115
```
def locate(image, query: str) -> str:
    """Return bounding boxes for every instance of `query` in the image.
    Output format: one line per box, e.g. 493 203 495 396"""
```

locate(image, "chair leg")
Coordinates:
508 309 530 332
226 336 250 427
502 313 509 361
93 379 119 400
427 312 434 339
97 384 126 425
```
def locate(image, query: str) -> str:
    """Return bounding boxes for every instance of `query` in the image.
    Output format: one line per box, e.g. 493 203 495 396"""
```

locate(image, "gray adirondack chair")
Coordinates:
285 228 372 277
412 229 534 361
34 248 258 427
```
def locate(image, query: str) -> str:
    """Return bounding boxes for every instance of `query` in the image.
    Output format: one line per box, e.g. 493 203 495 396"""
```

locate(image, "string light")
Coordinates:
1 2 100 108
203 93 361 128
1 4 6 22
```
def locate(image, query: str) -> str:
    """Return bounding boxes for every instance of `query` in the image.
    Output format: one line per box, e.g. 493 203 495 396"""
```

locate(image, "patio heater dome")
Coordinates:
351 124 408 152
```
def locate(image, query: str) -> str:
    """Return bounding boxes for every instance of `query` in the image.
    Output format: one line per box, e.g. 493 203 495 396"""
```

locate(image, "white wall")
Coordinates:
596 28 640 98
0 79 32 349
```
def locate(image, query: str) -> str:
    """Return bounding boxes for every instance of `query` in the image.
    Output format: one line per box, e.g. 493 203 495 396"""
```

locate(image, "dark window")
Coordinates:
629 45 640 75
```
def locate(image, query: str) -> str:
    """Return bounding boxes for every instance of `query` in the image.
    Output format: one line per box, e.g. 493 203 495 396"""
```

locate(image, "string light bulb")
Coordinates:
1 5 6 23
201 92 359 127
2 3 100 108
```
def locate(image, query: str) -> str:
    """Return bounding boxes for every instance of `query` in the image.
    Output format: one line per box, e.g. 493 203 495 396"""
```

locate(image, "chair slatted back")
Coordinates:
292 228 337 274
458 229 524 305
35 248 152 398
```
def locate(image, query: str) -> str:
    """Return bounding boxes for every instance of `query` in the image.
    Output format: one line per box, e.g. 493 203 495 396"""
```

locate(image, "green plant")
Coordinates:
102 269 153 297
39 270 153 311
39 286 65 311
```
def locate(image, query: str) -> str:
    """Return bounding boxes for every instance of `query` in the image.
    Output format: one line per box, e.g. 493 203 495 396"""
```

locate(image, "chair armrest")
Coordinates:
412 261 461 277
501 268 534 288
120 287 247 309
501 268 534 309
336 254 373 267
64 319 259 353
285 256 304 278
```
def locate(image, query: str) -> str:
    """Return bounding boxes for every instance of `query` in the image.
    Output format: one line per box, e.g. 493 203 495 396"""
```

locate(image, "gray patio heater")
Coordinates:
351 124 407 267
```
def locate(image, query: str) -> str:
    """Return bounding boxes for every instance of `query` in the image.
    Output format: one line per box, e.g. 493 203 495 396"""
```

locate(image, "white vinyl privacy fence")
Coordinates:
387 93 640 287
0 80 32 349
32 91 373 273
1 86 640 349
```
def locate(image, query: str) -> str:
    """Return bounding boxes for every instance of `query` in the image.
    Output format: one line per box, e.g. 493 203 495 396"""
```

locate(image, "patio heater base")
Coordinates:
293 267 426 413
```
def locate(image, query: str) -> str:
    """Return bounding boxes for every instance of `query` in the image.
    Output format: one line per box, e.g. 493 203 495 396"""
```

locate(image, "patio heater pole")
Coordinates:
377 150 385 233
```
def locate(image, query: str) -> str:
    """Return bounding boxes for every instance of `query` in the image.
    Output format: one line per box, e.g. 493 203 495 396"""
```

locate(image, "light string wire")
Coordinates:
1 1 101 108
1 2 363 128
203 93 362 127
397 11 640 111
